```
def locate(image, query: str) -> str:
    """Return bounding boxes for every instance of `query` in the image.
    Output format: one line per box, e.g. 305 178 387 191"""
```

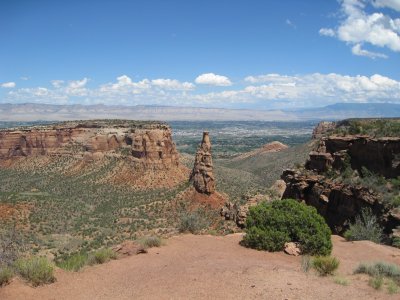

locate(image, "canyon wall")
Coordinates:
306 136 400 178
0 121 180 169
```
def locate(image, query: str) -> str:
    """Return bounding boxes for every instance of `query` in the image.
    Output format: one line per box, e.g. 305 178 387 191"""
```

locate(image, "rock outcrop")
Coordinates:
281 169 398 234
312 121 336 139
305 135 400 178
0 120 180 169
190 132 215 194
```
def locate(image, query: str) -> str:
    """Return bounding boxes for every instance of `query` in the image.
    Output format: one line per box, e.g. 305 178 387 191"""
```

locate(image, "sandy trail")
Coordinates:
2 234 400 300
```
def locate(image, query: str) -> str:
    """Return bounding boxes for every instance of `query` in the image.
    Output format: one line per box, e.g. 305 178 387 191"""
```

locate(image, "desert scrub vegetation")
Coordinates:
139 236 162 248
333 276 350 286
0 158 189 256
56 252 89 271
178 208 212 234
88 248 117 265
311 256 340 276
334 119 400 137
354 261 400 293
344 207 383 243
14 256 55 286
242 199 332 255
0 266 14 286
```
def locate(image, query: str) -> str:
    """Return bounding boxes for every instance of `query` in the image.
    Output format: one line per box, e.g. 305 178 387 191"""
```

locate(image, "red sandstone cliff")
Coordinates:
0 120 179 169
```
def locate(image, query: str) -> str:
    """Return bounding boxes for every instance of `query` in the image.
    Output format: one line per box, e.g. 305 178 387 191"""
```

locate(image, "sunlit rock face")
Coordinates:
0 120 180 169
190 131 216 194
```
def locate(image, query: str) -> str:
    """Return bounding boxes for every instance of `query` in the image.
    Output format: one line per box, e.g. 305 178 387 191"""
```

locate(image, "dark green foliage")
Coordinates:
242 199 332 255
393 236 400 248
312 256 340 276
344 207 383 243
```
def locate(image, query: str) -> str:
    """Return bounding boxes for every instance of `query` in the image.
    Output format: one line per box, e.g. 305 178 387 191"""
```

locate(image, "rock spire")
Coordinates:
190 131 215 194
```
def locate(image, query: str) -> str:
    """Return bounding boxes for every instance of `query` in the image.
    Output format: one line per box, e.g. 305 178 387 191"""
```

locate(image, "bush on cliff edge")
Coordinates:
241 199 332 256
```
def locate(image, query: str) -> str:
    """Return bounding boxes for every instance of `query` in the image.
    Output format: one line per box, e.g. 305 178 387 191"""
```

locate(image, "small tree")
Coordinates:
242 199 332 256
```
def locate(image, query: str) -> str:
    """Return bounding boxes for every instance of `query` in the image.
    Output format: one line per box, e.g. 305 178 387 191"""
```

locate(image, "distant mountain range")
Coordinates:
0 102 399 122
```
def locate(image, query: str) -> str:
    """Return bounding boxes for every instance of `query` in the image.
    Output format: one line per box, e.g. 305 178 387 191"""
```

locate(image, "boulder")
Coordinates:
284 242 301 256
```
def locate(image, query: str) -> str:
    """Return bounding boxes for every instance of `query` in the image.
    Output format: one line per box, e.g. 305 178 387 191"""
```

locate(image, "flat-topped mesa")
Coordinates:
0 120 179 168
190 131 215 194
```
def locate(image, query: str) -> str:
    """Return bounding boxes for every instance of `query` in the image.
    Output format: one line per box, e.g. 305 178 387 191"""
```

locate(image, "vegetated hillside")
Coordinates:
0 156 190 257
220 142 313 187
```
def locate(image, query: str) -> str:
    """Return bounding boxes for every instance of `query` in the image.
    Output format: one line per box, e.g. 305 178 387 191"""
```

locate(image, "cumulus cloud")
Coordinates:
320 0 400 58
151 79 195 90
3 73 400 108
1 82 16 88
195 73 232 86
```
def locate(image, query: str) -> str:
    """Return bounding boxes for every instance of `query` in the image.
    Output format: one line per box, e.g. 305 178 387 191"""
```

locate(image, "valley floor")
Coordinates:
1 234 400 300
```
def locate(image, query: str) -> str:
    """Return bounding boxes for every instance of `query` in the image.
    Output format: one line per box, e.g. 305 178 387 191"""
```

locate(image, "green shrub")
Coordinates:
333 276 350 286
392 237 400 248
354 261 400 279
344 207 383 243
139 236 162 248
242 199 332 255
369 276 384 290
312 256 340 276
0 266 14 286
88 248 116 265
387 279 399 294
178 210 209 234
14 256 55 286
56 253 88 272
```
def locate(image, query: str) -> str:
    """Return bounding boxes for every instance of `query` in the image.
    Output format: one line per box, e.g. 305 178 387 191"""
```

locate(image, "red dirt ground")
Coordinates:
1 234 400 300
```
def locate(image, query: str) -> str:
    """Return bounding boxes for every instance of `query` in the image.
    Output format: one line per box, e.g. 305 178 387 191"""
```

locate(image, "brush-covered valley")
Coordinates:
2 118 400 299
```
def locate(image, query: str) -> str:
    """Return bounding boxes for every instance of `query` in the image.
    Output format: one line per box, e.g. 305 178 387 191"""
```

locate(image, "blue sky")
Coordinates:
0 0 399 109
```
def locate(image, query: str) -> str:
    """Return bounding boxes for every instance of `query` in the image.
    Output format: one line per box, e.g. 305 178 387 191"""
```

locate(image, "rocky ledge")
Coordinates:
0 120 180 169
281 169 400 234
306 135 400 178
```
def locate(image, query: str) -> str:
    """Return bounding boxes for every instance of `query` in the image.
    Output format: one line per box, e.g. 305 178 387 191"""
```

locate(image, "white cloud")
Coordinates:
372 0 400 11
4 73 400 108
319 28 336 37
320 0 400 58
68 78 88 89
351 43 388 58
151 79 195 90
51 80 64 88
195 73 232 86
1 82 16 88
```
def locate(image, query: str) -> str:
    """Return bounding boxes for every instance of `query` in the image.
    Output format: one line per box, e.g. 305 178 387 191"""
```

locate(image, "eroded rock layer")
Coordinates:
0 120 180 169
190 131 215 194
306 136 400 178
